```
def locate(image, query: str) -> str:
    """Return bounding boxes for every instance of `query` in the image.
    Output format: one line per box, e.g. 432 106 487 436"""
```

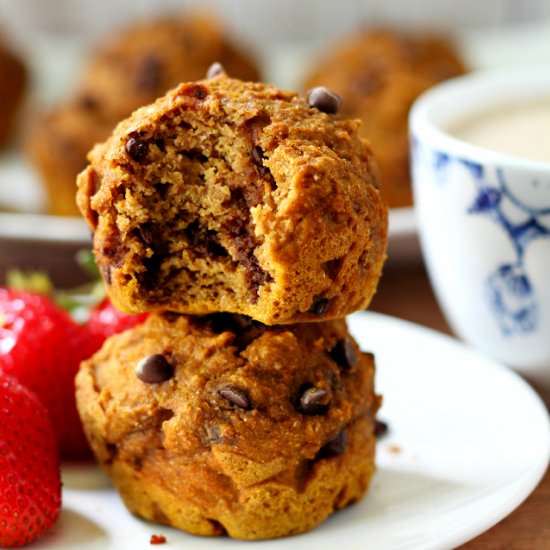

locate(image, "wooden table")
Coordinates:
370 262 550 550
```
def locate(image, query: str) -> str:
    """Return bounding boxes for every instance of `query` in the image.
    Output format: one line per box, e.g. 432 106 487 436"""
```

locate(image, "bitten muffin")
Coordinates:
304 28 466 207
77 75 387 325
25 13 259 216
76 312 379 540
0 35 26 148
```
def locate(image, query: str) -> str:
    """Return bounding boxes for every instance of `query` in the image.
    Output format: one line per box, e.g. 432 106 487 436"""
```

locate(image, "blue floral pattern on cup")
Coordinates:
430 152 550 336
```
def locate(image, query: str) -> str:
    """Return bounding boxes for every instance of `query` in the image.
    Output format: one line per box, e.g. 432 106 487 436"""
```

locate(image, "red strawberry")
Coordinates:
86 298 148 348
0 288 91 460
0 289 147 460
0 374 61 547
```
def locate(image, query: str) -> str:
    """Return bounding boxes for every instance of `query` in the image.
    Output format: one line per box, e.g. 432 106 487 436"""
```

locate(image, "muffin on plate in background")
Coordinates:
304 28 466 208
0 32 26 148
25 13 260 217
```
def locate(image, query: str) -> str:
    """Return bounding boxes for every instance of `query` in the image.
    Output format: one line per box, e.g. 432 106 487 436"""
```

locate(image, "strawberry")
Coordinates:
85 298 148 349
0 288 147 460
0 374 61 547
0 288 91 460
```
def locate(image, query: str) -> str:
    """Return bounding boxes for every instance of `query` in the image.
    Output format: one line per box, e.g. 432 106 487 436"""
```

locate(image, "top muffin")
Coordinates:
77 74 387 325
305 28 466 207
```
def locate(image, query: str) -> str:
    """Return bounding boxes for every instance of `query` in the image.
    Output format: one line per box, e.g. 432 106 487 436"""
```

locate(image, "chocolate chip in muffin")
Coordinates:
374 419 389 438
126 136 149 162
178 82 208 99
329 338 358 370
135 354 174 383
306 86 342 114
251 145 264 168
78 94 99 111
308 296 331 316
206 62 226 79
318 429 347 457
297 385 331 415
218 385 251 410
135 54 163 92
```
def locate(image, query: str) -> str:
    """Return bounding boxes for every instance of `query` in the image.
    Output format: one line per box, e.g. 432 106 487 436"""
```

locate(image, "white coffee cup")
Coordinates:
410 67 550 389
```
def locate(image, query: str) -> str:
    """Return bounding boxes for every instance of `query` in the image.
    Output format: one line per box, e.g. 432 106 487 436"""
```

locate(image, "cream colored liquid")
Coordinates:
451 100 550 163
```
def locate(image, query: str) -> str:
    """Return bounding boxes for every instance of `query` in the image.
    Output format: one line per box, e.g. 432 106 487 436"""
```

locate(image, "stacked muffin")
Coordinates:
75 69 388 539
25 14 259 216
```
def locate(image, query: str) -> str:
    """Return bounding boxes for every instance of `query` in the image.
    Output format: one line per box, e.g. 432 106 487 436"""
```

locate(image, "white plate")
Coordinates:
43 311 549 550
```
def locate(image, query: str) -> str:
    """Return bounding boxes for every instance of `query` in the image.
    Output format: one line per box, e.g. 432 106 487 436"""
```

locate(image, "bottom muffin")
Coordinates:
76 313 379 539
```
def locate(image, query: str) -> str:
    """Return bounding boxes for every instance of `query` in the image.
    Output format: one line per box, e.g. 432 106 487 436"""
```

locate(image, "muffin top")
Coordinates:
77 74 387 324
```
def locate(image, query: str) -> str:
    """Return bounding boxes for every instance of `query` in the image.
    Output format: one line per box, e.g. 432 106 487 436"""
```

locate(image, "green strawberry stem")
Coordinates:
4 249 106 322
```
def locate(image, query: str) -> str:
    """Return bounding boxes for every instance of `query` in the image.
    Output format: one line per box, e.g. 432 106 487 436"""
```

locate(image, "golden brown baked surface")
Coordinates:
305 28 466 208
0 36 26 148
25 13 259 216
76 313 379 539
77 75 387 324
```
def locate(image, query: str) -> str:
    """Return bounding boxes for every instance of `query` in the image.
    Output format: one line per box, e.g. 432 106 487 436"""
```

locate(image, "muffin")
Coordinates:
0 35 26 148
25 13 259 216
76 312 379 539
304 28 466 207
77 75 387 325
76 14 259 123
25 99 113 216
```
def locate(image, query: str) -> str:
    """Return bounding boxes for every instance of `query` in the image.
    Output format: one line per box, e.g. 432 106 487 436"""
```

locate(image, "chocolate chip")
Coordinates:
318 430 347 457
78 94 98 110
308 296 330 316
297 385 331 415
179 83 208 99
125 137 149 162
206 62 225 79
329 339 358 370
219 386 251 409
135 354 174 383
322 258 342 280
135 55 163 92
374 419 389 438
306 86 342 114
252 145 264 167
183 219 228 259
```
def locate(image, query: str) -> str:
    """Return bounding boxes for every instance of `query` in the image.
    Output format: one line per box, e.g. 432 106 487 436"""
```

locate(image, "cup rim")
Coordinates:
409 66 550 172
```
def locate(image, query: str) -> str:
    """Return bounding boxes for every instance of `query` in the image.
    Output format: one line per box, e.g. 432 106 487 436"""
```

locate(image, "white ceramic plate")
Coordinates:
42 311 549 550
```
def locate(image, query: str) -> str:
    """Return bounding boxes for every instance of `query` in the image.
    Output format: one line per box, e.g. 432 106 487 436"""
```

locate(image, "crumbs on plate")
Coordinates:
150 534 167 545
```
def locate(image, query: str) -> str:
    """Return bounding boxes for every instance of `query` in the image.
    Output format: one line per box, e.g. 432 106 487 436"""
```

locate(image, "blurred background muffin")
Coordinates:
24 13 260 217
304 28 466 208
0 32 27 149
